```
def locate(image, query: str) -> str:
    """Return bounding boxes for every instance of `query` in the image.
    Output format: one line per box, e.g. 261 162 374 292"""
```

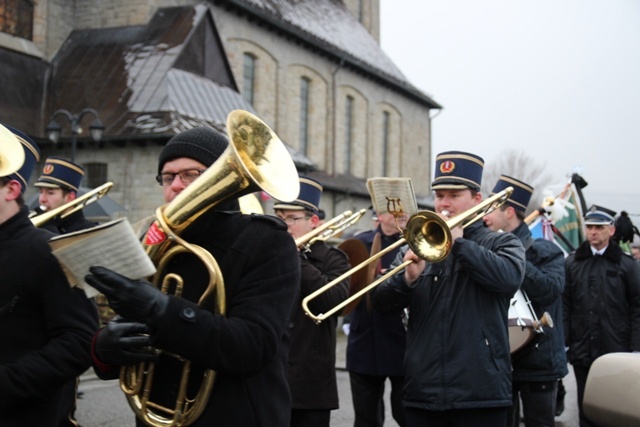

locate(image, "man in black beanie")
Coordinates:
86 127 301 426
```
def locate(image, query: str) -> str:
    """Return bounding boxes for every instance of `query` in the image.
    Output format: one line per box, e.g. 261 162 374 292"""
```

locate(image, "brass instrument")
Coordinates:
121 110 299 427
0 124 25 176
294 209 367 250
30 182 113 227
302 187 514 324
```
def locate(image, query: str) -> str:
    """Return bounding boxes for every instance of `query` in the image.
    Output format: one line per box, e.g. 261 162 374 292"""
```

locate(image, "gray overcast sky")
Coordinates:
379 0 640 218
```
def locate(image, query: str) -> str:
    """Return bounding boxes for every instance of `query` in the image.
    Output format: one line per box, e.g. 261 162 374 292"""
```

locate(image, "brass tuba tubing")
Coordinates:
302 187 514 324
30 182 113 227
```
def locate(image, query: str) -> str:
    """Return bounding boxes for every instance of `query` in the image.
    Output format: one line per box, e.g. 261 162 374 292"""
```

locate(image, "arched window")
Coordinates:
382 110 390 176
0 0 34 40
345 95 354 174
242 53 256 106
299 77 311 155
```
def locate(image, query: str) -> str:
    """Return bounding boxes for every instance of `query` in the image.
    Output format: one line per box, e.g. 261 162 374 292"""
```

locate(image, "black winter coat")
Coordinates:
40 209 97 235
372 221 525 411
510 222 568 382
96 207 300 427
287 241 350 409
0 207 98 426
563 239 640 366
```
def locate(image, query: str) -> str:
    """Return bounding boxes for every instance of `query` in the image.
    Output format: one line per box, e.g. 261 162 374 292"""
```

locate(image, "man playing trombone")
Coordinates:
33 157 97 233
371 151 526 427
274 176 350 427
483 175 567 427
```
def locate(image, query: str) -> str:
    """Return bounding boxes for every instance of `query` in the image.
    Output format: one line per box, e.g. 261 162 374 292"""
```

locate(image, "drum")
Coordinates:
508 289 553 355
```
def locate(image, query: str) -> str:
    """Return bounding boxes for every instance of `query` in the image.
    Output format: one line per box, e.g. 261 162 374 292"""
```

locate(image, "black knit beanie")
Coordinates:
158 127 228 174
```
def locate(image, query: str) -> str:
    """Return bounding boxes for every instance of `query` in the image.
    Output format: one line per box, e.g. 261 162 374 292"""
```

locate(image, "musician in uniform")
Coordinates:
86 127 300 426
32 156 100 426
273 176 350 427
563 205 640 427
33 157 97 234
346 209 408 426
371 151 525 427
0 126 98 426
483 175 567 427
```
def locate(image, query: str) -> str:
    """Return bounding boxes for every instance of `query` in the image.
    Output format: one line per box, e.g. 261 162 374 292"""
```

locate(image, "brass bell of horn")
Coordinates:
0 124 26 177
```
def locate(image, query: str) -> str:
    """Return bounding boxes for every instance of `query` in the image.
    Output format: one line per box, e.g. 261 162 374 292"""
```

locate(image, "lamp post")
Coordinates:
45 108 105 163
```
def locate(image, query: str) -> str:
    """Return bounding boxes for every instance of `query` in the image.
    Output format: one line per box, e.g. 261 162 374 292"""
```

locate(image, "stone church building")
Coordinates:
0 0 440 224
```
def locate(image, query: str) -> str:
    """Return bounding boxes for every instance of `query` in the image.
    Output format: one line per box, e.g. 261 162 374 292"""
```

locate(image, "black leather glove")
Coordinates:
85 266 169 328
95 321 157 366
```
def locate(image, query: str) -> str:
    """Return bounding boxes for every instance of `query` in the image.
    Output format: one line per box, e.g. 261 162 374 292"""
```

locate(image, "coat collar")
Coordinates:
574 239 622 262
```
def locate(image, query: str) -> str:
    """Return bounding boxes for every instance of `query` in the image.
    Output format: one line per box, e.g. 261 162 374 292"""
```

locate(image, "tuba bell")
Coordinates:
0 124 26 177
120 110 299 427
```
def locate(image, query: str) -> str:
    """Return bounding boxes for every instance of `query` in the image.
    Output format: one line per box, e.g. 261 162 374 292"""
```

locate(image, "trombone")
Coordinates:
30 182 113 227
302 187 514 324
295 208 367 250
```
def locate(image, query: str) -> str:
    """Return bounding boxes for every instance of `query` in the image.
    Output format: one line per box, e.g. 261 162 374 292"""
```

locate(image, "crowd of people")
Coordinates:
2 122 639 427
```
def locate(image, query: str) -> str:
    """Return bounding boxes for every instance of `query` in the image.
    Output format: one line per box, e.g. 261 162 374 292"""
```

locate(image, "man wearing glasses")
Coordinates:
274 176 351 427
87 127 301 426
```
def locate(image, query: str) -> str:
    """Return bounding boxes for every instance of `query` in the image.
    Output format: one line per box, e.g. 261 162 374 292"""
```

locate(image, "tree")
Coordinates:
482 150 558 217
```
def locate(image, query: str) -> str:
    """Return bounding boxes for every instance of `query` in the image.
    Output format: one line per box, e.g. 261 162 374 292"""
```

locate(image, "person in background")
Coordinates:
371 151 525 427
563 204 640 427
483 175 567 427
0 125 97 426
86 127 300 426
33 157 97 233
347 208 408 426
274 176 350 427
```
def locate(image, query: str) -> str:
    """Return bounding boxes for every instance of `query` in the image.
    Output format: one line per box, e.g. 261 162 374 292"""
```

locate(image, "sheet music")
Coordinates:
49 218 156 298
366 177 418 216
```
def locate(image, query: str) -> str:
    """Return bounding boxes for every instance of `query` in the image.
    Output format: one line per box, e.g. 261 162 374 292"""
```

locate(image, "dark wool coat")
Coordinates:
563 239 640 367
0 207 98 427
287 240 350 409
347 227 406 377
95 206 300 427
40 209 97 235
510 222 568 382
372 221 525 411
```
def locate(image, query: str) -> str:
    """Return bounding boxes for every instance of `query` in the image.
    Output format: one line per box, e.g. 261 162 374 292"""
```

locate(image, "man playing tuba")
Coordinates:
87 126 301 426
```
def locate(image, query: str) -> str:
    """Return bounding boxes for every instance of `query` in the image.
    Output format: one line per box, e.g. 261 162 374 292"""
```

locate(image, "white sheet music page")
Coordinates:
48 218 157 298
366 177 418 216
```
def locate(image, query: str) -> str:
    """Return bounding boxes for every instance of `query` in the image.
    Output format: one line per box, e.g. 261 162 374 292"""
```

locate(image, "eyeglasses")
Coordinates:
281 216 310 225
155 169 206 186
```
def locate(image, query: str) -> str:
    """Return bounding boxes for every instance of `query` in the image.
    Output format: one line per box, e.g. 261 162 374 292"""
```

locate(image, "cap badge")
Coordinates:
440 160 455 174
43 164 54 175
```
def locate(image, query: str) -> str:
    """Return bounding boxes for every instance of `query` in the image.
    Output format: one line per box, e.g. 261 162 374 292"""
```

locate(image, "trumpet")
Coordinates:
295 209 367 250
0 124 25 176
302 187 514 324
30 182 113 227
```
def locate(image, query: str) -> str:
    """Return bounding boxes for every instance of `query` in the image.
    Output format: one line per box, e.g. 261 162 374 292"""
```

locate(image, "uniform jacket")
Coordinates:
95 205 301 427
563 239 640 366
287 240 350 409
40 209 97 235
371 221 525 411
347 226 406 377
510 222 568 382
0 207 98 427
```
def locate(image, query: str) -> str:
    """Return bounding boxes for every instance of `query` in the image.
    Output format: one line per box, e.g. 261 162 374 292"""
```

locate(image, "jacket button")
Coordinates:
181 307 196 322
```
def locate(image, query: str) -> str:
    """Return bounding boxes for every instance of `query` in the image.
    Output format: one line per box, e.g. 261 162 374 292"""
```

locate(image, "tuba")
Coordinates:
119 110 299 427
0 124 25 176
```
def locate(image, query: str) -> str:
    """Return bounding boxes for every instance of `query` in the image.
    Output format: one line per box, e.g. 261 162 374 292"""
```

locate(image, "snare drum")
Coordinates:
508 289 542 354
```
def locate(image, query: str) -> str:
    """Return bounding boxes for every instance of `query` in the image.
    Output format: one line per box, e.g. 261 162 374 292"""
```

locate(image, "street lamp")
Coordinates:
45 108 105 162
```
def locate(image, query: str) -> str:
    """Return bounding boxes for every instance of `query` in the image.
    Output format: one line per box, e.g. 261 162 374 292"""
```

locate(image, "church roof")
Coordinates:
222 0 441 109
